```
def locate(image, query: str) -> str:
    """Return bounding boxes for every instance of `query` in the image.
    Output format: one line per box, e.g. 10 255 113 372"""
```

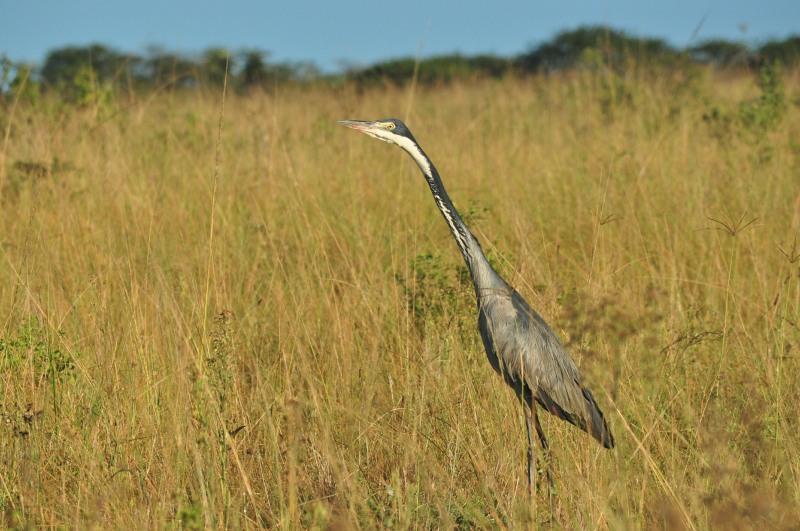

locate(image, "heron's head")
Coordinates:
337 118 417 147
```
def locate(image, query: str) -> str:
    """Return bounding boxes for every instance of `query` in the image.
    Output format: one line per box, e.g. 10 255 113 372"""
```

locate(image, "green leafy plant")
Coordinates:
0 318 77 382
739 62 786 144
395 253 470 332
703 62 786 158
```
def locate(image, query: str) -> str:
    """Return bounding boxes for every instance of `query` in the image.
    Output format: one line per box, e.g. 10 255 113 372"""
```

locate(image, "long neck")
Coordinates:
397 137 510 298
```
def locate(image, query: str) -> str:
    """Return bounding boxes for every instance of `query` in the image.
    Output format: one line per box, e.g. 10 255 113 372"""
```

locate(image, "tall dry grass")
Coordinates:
1 66 799 529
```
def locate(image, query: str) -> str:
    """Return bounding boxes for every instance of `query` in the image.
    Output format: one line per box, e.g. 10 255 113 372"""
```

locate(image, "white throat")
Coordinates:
393 135 431 175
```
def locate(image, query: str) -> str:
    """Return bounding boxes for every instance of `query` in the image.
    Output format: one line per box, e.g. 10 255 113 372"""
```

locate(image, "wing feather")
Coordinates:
479 290 614 448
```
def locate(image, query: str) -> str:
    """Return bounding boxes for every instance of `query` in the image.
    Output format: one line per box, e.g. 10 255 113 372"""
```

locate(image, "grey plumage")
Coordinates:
339 118 614 492
480 290 614 449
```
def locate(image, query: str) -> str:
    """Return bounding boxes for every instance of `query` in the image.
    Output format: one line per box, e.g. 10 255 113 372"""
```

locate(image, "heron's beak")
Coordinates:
337 120 375 132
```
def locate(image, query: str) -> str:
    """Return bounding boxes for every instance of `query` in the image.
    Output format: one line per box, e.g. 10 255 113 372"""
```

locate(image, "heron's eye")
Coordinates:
385 123 396 130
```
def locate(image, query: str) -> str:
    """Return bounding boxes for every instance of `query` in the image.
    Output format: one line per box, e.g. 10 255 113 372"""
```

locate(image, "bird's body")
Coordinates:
339 118 614 492
479 287 614 449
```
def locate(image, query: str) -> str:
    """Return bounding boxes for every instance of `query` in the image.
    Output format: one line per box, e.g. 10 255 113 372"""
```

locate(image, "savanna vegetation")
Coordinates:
1 28 799 529
3 26 800 98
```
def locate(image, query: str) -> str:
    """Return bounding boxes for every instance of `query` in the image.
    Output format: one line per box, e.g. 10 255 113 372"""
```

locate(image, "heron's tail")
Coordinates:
580 386 615 449
535 385 615 449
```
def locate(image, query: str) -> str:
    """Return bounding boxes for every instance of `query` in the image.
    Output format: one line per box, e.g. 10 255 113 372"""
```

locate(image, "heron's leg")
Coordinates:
522 403 536 498
533 407 554 488
529 406 557 518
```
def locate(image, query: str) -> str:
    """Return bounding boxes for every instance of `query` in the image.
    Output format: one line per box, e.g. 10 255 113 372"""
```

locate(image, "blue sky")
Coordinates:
2 1 798 72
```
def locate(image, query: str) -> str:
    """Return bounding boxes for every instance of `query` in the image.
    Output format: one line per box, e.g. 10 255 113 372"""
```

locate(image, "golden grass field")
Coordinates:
1 65 799 529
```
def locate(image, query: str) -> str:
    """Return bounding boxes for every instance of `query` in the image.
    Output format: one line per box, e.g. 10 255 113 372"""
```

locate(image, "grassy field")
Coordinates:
1 65 799 529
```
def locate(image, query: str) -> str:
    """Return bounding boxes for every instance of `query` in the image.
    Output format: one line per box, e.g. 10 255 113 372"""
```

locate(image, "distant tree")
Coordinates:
41 44 135 87
690 39 749 66
9 63 40 105
516 26 676 73
351 57 416 86
288 62 321 82
38 44 133 103
417 55 473 84
0 54 13 93
467 55 512 78
0 55 39 104
349 53 508 86
241 49 269 87
145 47 198 88
757 36 800 65
202 47 233 86
266 61 319 83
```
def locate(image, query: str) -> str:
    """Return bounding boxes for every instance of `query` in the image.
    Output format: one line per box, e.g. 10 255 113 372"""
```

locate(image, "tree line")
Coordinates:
2 26 799 101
